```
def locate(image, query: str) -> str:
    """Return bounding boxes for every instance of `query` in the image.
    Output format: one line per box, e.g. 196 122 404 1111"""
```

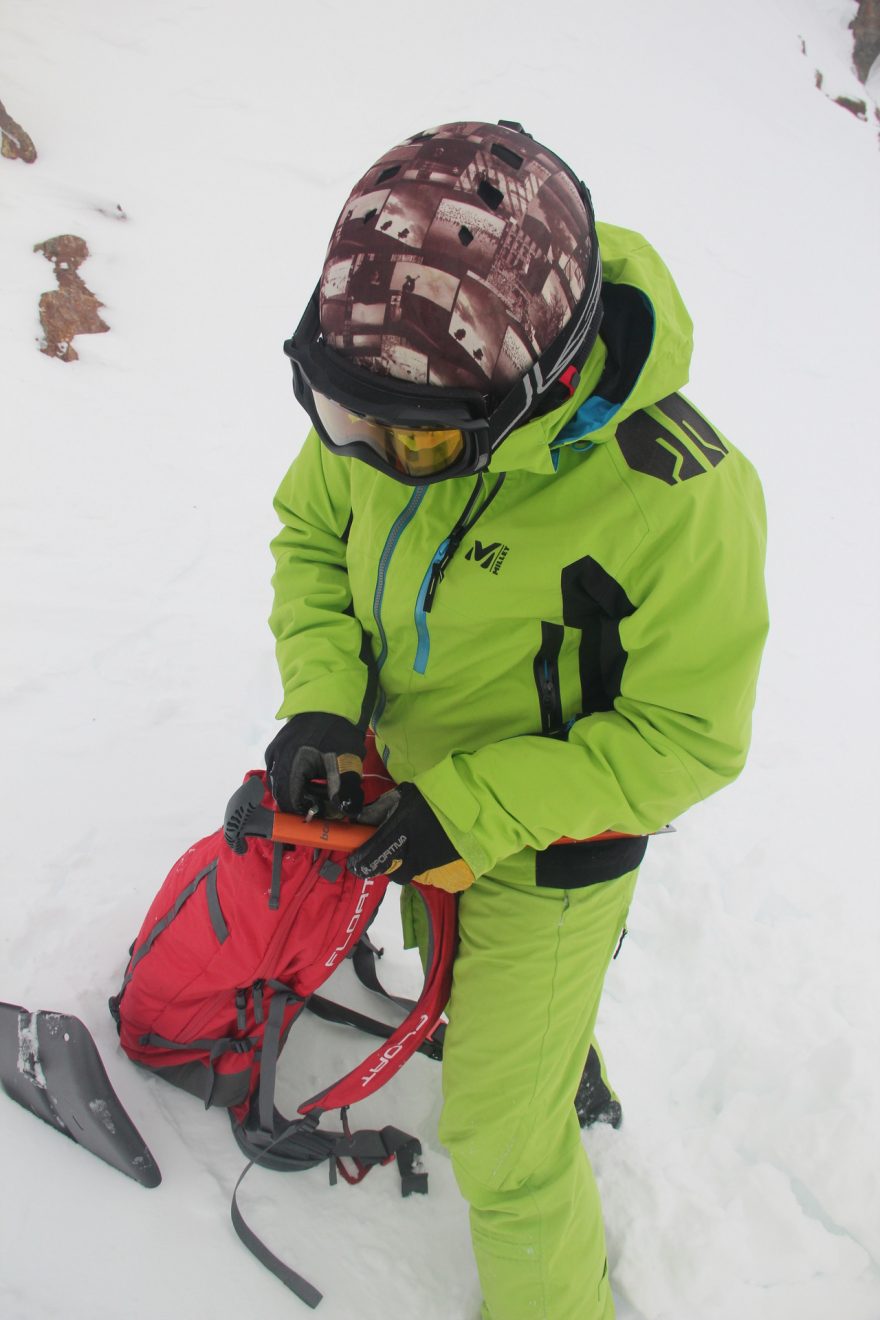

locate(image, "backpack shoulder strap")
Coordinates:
297 883 456 1117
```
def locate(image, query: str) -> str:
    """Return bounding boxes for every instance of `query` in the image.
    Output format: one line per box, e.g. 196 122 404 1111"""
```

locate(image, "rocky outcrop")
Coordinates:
0 98 37 162
851 0 880 84
34 235 109 362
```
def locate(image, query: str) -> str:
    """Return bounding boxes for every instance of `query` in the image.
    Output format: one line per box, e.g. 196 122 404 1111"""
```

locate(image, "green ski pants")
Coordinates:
436 865 638 1320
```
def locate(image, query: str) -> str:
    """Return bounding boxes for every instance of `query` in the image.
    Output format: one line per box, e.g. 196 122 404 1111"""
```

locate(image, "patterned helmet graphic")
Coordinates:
319 121 598 399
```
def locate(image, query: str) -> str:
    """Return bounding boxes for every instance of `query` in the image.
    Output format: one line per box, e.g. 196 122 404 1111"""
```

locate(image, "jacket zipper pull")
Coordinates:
425 535 457 614
424 566 441 614
423 474 503 615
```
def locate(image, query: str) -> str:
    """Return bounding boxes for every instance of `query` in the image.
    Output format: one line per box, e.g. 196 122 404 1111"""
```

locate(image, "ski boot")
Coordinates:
575 1043 623 1130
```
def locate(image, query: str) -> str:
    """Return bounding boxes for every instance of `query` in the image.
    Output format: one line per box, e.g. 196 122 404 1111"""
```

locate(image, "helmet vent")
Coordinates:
458 226 474 246
477 178 504 211
491 142 524 170
376 165 400 184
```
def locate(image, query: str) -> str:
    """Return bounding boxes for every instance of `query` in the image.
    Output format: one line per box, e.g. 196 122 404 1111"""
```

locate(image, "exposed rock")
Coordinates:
833 94 868 118
34 235 109 362
851 0 880 84
0 97 37 162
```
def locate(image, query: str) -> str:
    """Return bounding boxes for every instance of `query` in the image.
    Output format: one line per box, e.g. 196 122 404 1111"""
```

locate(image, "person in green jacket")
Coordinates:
265 120 768 1319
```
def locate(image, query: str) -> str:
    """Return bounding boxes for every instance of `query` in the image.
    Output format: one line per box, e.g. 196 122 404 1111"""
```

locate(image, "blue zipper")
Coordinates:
371 487 427 727
412 473 505 676
413 537 449 675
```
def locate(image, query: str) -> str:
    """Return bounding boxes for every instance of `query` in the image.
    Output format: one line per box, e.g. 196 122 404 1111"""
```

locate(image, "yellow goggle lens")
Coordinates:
314 394 466 477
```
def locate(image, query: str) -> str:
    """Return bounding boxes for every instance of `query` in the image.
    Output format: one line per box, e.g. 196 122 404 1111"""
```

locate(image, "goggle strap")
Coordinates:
488 249 604 454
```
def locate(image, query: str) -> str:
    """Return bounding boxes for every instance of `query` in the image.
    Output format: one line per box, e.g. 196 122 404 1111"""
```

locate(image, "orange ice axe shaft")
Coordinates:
270 811 373 852
223 775 374 856
222 775 673 859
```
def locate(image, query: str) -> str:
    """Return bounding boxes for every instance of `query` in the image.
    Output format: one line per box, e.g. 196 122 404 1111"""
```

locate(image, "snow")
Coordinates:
15 1012 46 1090
87 1099 117 1136
1 1 879 1317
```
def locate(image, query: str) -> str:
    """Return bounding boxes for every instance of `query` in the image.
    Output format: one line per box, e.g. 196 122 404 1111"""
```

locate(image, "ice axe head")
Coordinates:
223 775 273 854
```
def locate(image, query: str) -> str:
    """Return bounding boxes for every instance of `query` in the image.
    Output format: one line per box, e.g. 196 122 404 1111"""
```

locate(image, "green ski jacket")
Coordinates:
270 223 768 882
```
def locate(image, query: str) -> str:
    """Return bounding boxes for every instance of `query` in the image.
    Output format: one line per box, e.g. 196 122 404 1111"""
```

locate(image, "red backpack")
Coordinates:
110 763 456 1308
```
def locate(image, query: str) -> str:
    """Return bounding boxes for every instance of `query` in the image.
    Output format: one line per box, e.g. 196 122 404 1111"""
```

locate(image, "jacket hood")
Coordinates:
489 222 694 475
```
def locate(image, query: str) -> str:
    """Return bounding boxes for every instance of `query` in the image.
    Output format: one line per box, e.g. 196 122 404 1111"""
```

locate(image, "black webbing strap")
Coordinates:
348 934 446 1056
333 1115 428 1196
305 994 443 1062
204 862 229 943
268 842 284 911
230 1114 428 1308
350 936 417 1014
229 956 434 1306
138 1032 254 1108
257 986 299 1136
230 1115 325 1310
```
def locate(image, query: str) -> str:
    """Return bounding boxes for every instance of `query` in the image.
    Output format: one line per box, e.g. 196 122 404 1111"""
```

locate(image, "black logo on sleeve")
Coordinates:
465 540 509 575
617 394 728 485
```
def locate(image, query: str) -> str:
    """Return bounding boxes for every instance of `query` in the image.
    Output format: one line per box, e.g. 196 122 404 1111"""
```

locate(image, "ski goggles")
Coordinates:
284 290 497 483
283 258 604 486
311 391 472 480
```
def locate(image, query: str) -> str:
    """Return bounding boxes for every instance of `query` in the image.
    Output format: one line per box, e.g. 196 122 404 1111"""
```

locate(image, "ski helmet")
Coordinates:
284 121 603 483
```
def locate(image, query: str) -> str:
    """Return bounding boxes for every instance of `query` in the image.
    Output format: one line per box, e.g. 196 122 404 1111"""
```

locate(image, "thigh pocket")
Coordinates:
535 836 648 888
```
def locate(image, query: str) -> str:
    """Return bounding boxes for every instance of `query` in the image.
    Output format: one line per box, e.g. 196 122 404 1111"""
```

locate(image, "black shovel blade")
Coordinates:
0 1002 161 1188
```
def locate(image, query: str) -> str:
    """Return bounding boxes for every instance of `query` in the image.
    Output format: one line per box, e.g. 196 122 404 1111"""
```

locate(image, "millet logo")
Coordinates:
465 539 509 575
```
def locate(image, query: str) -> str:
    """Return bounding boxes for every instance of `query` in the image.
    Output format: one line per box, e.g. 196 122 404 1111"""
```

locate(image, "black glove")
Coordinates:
349 784 474 892
265 713 365 817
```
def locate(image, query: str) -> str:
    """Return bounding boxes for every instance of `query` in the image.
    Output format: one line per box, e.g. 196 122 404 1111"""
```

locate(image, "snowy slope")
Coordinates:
2 2 879 1317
